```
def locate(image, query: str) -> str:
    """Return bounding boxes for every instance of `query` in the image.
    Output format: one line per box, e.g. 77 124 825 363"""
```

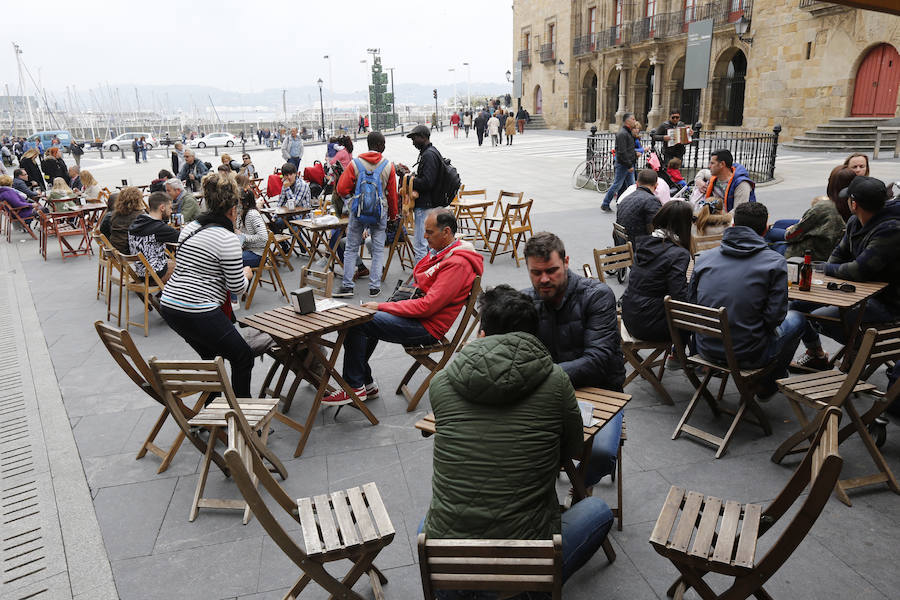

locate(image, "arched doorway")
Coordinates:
634 59 654 126
851 44 900 117
534 86 543 114
606 67 620 125
669 56 699 125
582 71 598 122
712 48 747 126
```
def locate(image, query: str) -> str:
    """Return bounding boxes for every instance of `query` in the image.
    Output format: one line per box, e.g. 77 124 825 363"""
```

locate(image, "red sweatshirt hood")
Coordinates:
434 240 484 275
356 151 384 164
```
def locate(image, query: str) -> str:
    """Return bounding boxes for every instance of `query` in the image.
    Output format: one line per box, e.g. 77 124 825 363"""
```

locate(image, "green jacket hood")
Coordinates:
444 331 554 404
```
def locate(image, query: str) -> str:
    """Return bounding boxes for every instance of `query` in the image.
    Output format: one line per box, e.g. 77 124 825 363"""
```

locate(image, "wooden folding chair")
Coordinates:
397 276 482 412
481 190 524 230
38 210 92 260
418 534 563 600
772 327 900 506
650 407 843 600
593 241 633 285
92 230 111 300
245 231 290 309
620 318 674 405
664 296 775 458
381 216 415 280
118 252 165 337
101 235 126 326
693 233 723 255
266 219 295 271
1 200 38 242
300 267 333 297
94 321 209 473
148 357 286 523
223 410 393 599
486 198 534 266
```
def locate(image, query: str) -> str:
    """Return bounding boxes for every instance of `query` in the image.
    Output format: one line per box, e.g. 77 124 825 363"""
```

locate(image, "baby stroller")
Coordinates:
646 146 688 198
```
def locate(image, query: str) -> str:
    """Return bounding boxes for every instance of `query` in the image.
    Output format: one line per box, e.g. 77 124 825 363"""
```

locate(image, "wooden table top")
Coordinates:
239 303 374 343
261 205 314 216
415 387 631 443
290 216 349 232
788 275 887 308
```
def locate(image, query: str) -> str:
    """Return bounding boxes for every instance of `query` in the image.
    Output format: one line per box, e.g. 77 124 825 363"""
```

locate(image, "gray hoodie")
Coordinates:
690 226 788 364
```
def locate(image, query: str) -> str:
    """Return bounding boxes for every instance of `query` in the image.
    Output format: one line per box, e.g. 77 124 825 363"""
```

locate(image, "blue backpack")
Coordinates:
350 158 389 225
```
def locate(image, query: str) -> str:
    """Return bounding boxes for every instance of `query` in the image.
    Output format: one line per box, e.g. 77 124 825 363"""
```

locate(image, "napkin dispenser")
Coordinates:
786 257 803 284
289 288 316 314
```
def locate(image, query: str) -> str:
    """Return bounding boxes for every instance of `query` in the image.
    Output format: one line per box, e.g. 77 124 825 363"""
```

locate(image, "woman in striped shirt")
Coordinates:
159 172 255 396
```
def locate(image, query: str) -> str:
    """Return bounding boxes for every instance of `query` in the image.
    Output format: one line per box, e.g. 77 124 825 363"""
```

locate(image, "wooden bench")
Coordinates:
650 406 843 600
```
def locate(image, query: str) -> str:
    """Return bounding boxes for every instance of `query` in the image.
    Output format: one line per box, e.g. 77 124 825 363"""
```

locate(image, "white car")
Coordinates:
102 132 159 152
188 132 237 148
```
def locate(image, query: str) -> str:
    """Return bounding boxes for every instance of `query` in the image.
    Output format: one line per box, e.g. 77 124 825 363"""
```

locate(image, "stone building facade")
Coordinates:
512 0 900 140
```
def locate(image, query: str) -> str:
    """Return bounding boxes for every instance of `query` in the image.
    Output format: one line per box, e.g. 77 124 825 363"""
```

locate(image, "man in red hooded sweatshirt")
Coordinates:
323 208 484 405
334 131 398 298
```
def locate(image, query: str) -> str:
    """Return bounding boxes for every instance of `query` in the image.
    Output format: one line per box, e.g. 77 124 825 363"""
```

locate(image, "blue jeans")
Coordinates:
342 311 436 388
584 410 624 488
242 250 261 268
764 219 798 255
793 298 897 350
342 210 387 290
419 497 613 597
287 157 300 170
413 207 429 264
602 164 634 208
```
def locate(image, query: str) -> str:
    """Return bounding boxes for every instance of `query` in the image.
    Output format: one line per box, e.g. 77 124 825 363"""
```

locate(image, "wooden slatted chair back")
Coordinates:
694 232 723 255
94 320 160 403
245 231 289 309
664 296 740 375
592 243 633 284
457 188 487 203
490 190 524 219
753 406 842 579
869 326 900 374
300 267 333 297
417 534 562 600
447 275 481 354
613 221 629 245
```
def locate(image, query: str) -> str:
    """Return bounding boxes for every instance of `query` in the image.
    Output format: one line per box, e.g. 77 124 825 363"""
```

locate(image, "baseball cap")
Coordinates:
839 175 888 203
406 125 430 139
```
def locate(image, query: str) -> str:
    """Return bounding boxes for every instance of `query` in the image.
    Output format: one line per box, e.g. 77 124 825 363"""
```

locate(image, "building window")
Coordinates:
806 41 813 59
524 32 530 51
615 0 623 43
646 0 657 19
548 23 555 46
588 7 596 36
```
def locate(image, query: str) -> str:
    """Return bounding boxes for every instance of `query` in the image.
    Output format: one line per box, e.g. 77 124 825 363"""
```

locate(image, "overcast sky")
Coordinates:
3 0 513 95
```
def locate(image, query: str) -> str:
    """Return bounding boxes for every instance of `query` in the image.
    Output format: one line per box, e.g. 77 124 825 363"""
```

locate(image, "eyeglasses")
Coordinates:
826 282 856 293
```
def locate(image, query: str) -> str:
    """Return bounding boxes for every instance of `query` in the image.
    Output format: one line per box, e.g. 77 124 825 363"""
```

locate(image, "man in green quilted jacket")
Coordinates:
423 284 614 588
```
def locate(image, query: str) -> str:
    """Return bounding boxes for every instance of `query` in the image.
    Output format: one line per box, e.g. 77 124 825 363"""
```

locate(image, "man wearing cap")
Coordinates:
405 125 445 262
791 175 900 371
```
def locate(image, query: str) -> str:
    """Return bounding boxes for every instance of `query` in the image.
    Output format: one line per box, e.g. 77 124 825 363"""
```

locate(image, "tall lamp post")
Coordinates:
462 61 471 110
505 69 512 107
317 78 325 142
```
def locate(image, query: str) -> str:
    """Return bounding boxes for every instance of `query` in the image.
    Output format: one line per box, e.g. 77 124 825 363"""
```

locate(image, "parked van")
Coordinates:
27 130 73 151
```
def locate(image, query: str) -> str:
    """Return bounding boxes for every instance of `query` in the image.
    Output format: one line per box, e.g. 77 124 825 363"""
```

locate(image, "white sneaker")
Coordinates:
365 381 379 400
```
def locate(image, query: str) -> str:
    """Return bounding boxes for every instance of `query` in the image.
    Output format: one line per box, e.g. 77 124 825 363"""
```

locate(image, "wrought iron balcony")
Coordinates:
798 0 850 15
517 49 531 67
539 43 556 63
573 35 594 57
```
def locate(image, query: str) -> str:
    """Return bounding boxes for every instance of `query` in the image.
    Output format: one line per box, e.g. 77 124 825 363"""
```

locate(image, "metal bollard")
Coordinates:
241 142 245 154
120 147 126 159
99 147 104 159
214 145 219 156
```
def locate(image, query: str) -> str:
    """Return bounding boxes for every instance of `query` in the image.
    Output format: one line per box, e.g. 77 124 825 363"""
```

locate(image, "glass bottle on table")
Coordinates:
798 249 812 292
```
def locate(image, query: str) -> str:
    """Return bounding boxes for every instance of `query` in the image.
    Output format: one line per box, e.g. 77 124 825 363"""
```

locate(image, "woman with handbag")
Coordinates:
159 172 256 396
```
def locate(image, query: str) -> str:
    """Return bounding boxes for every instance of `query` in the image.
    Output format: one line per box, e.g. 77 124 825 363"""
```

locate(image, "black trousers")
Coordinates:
475 127 485 146
160 306 253 397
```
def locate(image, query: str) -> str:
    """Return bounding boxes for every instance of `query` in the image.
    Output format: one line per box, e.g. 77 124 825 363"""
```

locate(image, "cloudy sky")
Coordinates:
3 0 514 95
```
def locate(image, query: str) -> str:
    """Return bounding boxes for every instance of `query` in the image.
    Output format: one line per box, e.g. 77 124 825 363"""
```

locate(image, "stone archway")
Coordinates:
634 59 654 127
582 70 598 123
850 43 900 117
534 85 543 115
668 55 700 125
605 67 620 125
710 47 747 126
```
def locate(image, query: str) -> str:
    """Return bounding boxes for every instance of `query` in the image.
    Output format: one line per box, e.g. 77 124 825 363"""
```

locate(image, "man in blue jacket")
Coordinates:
601 112 638 212
704 148 756 212
690 202 805 398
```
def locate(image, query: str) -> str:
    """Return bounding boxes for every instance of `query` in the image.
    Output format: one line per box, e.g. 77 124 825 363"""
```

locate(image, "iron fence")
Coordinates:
586 122 782 184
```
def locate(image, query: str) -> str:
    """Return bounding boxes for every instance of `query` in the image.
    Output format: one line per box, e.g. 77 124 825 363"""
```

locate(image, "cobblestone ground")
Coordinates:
4 130 900 599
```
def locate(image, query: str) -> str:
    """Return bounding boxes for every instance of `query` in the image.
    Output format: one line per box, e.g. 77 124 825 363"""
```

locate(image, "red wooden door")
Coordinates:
851 44 900 117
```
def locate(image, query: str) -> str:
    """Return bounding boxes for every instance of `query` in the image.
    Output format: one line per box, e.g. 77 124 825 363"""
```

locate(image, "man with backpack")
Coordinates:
333 131 399 298
406 125 450 262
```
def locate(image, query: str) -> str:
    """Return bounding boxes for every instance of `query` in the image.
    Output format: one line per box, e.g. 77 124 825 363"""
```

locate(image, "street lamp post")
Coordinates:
505 69 512 107
317 78 325 142
323 55 335 134
462 62 471 110
448 68 457 113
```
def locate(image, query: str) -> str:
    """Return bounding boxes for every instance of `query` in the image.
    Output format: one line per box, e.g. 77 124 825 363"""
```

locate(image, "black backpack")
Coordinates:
437 157 461 207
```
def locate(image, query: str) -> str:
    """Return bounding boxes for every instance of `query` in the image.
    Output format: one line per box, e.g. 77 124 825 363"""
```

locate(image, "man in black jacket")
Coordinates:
651 110 689 164
602 112 638 212
473 109 488 147
616 169 662 242
521 232 626 492
12 169 41 200
406 125 444 262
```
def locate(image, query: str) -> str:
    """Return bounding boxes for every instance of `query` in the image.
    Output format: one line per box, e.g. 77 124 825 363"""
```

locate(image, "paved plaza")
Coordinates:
2 129 900 599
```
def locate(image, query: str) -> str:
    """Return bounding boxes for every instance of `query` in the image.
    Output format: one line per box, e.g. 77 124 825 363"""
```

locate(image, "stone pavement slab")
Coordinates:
5 130 900 599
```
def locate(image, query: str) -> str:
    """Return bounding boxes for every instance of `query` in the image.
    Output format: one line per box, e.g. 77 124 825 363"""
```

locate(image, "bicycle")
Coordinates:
571 149 615 193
